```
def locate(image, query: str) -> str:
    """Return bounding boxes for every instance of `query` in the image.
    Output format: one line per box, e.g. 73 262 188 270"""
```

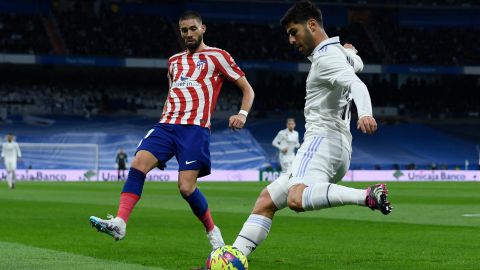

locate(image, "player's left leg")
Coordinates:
175 124 224 249
178 170 224 249
286 136 392 214
11 169 16 189
6 170 12 189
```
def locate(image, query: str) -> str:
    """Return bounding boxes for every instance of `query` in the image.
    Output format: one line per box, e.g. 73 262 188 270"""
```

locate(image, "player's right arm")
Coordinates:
272 131 285 152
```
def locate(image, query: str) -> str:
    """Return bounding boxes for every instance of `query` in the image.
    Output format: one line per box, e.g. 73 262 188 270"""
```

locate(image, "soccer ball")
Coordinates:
205 245 248 270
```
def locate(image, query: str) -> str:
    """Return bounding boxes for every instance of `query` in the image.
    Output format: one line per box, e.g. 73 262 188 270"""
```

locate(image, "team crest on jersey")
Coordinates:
196 60 207 70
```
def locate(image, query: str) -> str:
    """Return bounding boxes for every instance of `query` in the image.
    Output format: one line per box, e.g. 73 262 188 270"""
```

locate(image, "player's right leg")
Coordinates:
6 170 12 189
5 162 14 189
90 124 176 240
90 150 158 240
232 173 288 257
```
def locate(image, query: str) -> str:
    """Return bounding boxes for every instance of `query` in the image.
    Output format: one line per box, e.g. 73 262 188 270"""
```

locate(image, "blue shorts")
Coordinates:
136 123 211 177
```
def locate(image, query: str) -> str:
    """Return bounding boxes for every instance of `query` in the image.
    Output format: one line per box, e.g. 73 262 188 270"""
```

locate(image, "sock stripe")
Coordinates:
326 184 332 208
237 234 259 247
248 215 272 225
246 217 271 232
303 186 315 210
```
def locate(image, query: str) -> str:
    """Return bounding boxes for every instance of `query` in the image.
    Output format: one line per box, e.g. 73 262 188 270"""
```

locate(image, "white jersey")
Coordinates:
304 36 368 148
272 129 300 157
2 141 21 161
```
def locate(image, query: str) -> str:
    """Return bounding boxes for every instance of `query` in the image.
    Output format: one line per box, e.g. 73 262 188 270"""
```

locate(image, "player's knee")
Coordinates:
252 188 277 216
178 181 196 197
287 187 305 212
287 196 303 212
131 151 158 174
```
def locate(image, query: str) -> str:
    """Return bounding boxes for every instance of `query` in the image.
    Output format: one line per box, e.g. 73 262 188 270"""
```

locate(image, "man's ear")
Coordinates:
201 24 206 34
307 19 317 32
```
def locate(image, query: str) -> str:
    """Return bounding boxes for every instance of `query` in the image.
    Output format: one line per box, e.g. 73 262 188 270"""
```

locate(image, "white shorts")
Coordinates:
279 155 294 174
267 135 351 209
4 159 17 171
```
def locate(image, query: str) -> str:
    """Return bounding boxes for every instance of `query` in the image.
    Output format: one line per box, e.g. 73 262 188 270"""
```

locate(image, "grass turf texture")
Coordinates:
0 181 479 270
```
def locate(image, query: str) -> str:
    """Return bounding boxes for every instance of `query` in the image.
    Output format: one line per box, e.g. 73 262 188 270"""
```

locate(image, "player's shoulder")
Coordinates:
312 37 343 60
168 51 187 62
202 47 233 58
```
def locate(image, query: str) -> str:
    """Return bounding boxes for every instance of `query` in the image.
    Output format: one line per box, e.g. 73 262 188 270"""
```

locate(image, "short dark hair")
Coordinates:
280 0 323 27
179 10 203 23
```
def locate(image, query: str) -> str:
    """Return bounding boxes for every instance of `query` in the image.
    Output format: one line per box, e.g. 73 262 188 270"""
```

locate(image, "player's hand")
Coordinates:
229 114 246 129
281 147 288 154
357 116 377 134
343 43 358 54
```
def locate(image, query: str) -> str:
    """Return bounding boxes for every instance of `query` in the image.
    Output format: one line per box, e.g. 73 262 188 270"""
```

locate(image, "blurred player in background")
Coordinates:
90 10 255 250
233 0 392 257
1 133 22 189
115 148 128 180
272 118 300 175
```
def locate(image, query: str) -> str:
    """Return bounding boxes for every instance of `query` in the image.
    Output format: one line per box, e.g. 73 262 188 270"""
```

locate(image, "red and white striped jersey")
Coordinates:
160 46 245 128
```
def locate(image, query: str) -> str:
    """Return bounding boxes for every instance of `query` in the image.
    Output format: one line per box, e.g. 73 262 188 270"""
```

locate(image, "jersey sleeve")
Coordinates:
15 143 21 158
213 50 245 81
332 64 373 118
343 48 364 73
295 132 301 148
272 131 284 150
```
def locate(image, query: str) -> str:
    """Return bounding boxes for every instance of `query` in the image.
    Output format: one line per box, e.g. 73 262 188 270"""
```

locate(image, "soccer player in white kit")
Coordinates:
232 0 392 257
1 133 21 189
272 118 300 175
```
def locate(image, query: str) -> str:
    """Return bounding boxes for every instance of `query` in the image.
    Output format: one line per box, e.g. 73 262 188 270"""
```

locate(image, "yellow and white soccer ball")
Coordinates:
205 245 248 270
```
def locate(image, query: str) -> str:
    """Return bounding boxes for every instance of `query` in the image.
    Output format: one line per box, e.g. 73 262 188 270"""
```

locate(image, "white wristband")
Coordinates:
238 110 248 117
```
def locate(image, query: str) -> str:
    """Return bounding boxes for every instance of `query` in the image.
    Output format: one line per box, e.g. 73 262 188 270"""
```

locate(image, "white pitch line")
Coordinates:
462 214 480 217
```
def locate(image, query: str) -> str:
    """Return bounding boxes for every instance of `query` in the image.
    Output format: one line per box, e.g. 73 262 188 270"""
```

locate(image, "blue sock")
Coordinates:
183 188 208 217
122 168 146 196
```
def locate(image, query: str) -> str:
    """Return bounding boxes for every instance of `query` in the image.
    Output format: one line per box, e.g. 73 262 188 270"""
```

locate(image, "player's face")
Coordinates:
285 22 315 56
179 18 205 51
287 120 296 131
7 135 13 142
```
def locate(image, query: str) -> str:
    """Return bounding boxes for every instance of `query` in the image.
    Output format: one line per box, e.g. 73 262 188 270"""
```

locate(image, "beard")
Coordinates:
298 27 316 56
185 35 203 51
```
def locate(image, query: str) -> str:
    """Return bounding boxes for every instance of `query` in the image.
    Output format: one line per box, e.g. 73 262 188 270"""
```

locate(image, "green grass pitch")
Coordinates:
0 181 479 270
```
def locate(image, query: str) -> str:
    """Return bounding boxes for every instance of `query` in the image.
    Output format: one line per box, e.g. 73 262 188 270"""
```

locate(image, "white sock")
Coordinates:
233 214 272 256
302 183 366 211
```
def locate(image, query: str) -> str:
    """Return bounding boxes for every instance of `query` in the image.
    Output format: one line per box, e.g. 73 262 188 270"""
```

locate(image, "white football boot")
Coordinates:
89 215 126 241
207 225 225 250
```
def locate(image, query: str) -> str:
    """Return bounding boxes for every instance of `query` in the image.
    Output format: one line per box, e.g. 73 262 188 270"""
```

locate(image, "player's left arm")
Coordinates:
343 43 364 73
335 72 377 134
317 52 376 135
16 142 21 158
295 132 301 148
229 76 255 129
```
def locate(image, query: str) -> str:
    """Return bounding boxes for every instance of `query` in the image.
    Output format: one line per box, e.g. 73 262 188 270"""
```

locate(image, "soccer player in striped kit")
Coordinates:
90 11 255 250
232 0 392 257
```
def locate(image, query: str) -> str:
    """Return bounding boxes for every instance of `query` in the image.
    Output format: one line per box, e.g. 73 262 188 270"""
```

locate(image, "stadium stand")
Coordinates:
0 0 479 172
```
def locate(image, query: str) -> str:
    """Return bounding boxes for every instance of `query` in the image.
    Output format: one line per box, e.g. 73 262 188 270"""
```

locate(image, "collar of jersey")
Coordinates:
307 36 340 62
